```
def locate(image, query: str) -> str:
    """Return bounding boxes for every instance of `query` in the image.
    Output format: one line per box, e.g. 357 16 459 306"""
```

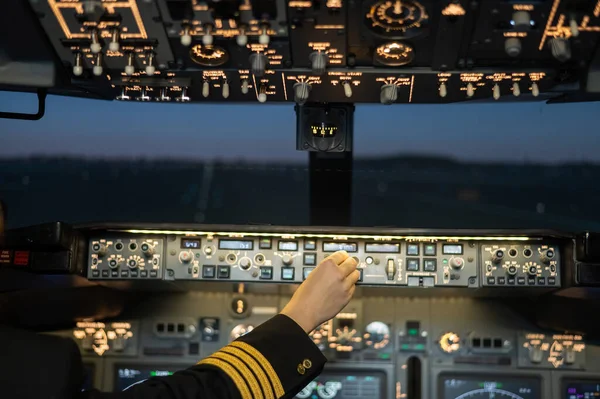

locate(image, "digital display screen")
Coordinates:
442 244 463 255
441 375 540 399
218 240 254 250
296 371 385 399
278 241 298 251
323 242 358 252
115 366 183 392
564 381 600 398
365 242 400 253
181 238 201 249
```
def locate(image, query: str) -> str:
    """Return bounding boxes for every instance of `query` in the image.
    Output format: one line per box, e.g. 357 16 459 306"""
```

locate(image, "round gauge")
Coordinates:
365 0 429 38
374 42 414 66
317 381 342 399
364 321 391 349
229 324 254 341
296 382 317 399
309 322 331 351
439 332 461 353
189 45 229 66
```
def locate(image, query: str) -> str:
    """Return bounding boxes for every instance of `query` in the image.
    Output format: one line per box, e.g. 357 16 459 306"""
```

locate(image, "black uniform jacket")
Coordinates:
83 314 327 399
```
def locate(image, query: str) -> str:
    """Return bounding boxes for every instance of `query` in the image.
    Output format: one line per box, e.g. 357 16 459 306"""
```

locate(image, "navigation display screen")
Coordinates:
218 239 254 250
115 366 184 392
564 381 600 398
441 375 540 399
295 371 385 399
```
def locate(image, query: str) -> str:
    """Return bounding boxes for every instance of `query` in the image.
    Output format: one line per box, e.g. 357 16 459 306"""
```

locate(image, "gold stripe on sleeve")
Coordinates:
197 357 252 399
221 346 275 399
230 341 285 398
210 352 264 399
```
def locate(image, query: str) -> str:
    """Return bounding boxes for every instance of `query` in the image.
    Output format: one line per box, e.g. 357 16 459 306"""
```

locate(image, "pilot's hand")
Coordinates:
281 250 360 333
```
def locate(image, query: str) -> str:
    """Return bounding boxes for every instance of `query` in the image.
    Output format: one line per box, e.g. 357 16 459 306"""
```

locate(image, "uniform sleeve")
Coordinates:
81 314 327 399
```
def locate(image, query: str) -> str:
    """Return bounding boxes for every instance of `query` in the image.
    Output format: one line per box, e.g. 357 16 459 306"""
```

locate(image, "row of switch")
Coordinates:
486 276 556 285
439 81 540 99
90 269 159 278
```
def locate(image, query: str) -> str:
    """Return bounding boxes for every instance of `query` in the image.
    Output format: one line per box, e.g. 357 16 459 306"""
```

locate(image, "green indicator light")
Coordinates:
379 353 391 359
408 328 418 336
414 344 425 351
443 259 448 264
150 371 157 377
401 344 411 350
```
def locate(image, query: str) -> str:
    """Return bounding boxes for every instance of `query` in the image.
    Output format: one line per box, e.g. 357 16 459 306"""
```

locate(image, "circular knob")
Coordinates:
570 17 579 37
236 26 248 46
540 249 555 264
492 249 504 264
179 250 193 263
342 81 352 98
505 37 522 57
493 84 500 100
309 51 329 75
293 82 311 104
249 53 268 77
512 11 531 28
512 82 521 97
527 264 538 276
380 84 398 105
531 82 540 97
202 24 214 46
93 54 103 76
181 25 192 46
92 243 107 256
222 81 230 98
240 258 252 270
202 81 210 98
450 257 464 269
204 246 213 255
439 83 447 98
466 83 475 98
108 258 121 269
140 242 154 257
259 26 269 45
549 38 571 62
507 265 518 276
109 28 120 52
127 258 138 269
241 79 249 94
282 255 293 266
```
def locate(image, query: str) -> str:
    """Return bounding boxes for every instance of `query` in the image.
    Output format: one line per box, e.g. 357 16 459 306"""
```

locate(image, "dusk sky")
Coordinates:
1 91 599 163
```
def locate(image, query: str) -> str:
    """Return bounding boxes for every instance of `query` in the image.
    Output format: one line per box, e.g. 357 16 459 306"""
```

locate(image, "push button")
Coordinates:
101 270 109 278
517 277 526 285
150 270 158 277
304 253 316 265
304 240 316 250
537 277 545 285
407 244 419 256
497 277 506 285
303 267 315 280
424 259 436 272
203 265 216 278
141 270 148 277
548 277 556 285
527 277 536 285
92 270 100 278
406 258 419 271
282 267 295 280
111 270 118 277
424 244 436 256
121 270 129 277
487 276 496 285
259 266 273 280
218 266 230 279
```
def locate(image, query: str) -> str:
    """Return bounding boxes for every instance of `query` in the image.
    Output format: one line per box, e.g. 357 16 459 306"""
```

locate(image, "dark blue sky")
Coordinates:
1 91 599 163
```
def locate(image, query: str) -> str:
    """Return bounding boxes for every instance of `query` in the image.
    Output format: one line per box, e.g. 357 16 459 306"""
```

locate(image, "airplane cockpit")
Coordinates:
2 0 600 398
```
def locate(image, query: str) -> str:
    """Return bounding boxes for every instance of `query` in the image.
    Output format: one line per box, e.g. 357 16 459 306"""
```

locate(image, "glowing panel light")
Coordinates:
441 3 466 16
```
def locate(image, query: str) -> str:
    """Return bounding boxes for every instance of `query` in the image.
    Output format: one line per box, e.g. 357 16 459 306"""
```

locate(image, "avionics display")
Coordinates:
442 244 463 255
441 375 540 399
115 366 184 391
295 371 385 399
564 381 600 398
181 238 201 249
323 242 358 252
365 243 400 253
218 240 254 250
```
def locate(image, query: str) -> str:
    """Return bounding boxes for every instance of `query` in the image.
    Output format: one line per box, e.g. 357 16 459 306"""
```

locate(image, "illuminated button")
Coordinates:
121 270 129 277
487 277 495 285
111 270 118 277
304 240 316 250
407 244 419 256
507 277 515 285
422 277 434 287
92 270 100 278
548 277 556 285
528 277 536 285
101 270 109 278
537 277 545 285
303 267 315 280
259 238 272 249
218 266 230 279
141 270 148 277
281 267 295 280
517 277 526 285
424 244 436 256
259 266 273 280
424 259 437 272
414 343 425 351
497 277 506 285
407 276 420 287
202 265 216 278
131 270 138 277
304 253 316 265
150 270 158 277
406 258 419 271
366 256 374 265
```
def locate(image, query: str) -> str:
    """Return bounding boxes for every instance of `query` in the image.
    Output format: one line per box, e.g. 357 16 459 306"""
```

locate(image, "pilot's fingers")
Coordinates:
339 256 358 277
325 250 349 266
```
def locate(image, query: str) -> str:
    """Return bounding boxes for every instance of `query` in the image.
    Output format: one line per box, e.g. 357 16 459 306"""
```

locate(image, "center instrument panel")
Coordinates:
17 0 600 104
86 227 562 289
